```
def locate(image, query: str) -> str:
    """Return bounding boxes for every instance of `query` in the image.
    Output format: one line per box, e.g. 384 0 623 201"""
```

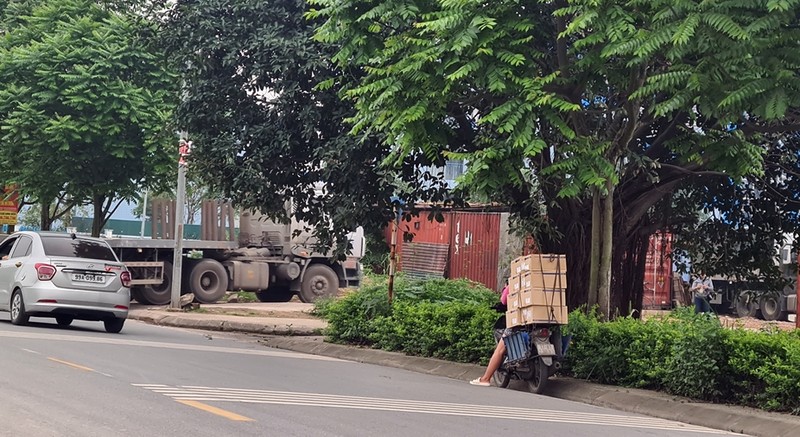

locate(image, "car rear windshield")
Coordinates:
41 237 118 261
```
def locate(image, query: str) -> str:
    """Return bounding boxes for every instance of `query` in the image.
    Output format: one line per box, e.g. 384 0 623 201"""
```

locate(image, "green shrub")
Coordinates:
320 281 800 414
660 312 728 400
564 306 800 414
314 274 499 364
370 301 497 364
726 328 800 412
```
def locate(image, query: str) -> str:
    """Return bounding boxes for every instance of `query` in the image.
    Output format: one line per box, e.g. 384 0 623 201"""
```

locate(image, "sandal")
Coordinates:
469 378 490 387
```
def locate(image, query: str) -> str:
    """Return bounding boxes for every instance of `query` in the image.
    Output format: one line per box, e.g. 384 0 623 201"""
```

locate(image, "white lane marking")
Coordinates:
0 331 342 362
136 385 736 435
21 348 41 355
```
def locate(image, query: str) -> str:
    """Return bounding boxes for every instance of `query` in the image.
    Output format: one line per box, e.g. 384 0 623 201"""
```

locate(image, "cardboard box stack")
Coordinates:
506 254 568 328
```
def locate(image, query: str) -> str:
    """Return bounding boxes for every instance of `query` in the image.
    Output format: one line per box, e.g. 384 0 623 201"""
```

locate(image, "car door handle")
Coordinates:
15 262 22 268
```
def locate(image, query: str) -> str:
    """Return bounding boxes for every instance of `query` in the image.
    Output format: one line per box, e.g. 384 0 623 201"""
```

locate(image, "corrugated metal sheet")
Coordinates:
448 212 501 291
399 242 449 279
385 215 451 264
643 232 673 309
386 210 503 290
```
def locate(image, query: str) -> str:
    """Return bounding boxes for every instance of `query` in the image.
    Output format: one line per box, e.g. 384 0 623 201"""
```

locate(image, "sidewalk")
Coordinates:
128 303 800 437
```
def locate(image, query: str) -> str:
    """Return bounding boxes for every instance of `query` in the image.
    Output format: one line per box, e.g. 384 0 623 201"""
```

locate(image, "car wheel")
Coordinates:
189 259 229 304
299 264 339 303
256 286 294 303
104 318 125 334
56 316 74 327
10 290 29 326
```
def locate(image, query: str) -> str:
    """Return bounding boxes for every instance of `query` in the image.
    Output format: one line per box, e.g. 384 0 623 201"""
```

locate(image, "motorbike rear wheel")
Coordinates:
492 367 511 388
526 358 549 394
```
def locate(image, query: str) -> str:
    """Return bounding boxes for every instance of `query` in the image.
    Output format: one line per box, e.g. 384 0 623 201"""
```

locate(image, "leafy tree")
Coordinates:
311 0 800 315
158 0 455 255
0 0 178 235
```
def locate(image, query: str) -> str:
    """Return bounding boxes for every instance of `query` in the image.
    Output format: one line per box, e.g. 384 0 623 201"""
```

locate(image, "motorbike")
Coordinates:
491 312 566 394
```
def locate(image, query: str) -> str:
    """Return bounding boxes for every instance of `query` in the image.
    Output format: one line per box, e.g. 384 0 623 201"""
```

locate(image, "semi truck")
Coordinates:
105 206 363 305
709 244 797 322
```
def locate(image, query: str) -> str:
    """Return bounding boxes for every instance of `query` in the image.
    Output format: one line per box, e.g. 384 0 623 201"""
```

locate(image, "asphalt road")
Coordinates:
0 314 738 437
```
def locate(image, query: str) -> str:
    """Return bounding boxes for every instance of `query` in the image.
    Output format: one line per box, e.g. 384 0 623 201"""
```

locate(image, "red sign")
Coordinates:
179 140 192 167
0 185 19 225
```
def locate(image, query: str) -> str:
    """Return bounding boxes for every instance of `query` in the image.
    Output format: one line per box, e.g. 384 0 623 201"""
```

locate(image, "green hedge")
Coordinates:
317 277 800 414
314 275 499 365
564 308 800 414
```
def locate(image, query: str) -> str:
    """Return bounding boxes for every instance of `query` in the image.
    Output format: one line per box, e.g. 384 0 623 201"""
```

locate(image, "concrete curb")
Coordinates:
130 313 800 437
127 312 322 336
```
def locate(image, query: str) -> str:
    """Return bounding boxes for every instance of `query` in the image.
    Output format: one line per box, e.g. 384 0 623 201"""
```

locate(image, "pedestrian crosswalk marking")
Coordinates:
134 384 736 434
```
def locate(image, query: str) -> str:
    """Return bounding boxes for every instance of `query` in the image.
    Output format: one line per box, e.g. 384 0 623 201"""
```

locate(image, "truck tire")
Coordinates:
299 264 339 303
189 259 229 304
130 286 151 305
139 261 173 305
759 295 786 321
735 295 758 318
256 287 294 303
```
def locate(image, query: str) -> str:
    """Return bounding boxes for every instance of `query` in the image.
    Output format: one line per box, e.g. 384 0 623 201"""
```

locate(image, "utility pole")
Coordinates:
140 189 148 238
171 137 190 309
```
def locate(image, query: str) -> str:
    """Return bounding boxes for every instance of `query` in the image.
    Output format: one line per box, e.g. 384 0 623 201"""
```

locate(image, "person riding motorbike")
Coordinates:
470 282 510 387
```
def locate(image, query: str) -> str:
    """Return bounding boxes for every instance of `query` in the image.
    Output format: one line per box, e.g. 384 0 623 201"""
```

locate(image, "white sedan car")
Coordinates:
0 231 131 333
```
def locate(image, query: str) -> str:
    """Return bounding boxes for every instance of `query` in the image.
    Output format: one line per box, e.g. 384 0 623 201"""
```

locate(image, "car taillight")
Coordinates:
120 271 131 288
35 263 57 281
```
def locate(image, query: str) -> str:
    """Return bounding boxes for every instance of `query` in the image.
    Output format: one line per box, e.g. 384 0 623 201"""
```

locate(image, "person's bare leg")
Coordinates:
479 341 506 383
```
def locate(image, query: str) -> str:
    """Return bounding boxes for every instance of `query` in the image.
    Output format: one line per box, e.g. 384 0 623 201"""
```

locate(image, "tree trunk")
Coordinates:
91 195 105 237
598 179 615 319
39 199 54 230
588 187 601 308
541 180 663 318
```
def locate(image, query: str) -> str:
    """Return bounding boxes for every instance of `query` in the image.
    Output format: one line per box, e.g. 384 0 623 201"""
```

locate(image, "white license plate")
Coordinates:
72 273 106 284
535 342 556 356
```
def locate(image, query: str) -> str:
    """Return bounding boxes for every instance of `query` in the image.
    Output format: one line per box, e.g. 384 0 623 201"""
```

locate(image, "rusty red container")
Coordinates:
386 209 503 291
642 232 673 309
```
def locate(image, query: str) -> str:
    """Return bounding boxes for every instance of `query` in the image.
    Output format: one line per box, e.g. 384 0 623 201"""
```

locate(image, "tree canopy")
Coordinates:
0 0 177 235
310 0 800 311
159 0 456 254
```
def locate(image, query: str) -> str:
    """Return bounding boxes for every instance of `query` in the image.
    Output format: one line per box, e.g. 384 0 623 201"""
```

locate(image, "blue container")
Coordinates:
503 331 531 362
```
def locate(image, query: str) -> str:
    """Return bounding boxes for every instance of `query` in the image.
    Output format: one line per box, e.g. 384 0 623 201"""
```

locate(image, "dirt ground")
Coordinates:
643 310 796 332
716 315 796 332
197 307 319 319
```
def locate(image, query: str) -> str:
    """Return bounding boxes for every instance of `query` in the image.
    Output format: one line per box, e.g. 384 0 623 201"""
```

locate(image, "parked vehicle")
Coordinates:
490 313 566 394
0 231 131 333
707 244 797 322
105 209 363 305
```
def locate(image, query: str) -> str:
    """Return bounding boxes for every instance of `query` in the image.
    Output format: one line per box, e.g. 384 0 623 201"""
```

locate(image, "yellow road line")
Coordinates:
47 357 94 372
176 400 254 422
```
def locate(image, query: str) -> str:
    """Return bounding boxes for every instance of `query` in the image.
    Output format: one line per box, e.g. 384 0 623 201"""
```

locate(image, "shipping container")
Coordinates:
385 208 516 291
643 232 674 310
385 209 674 308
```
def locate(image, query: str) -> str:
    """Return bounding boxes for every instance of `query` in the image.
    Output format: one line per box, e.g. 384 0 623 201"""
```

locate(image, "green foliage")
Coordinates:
159 0 455 257
726 327 800 413
315 275 499 364
370 301 497 364
0 0 177 232
312 0 800 313
565 307 800 413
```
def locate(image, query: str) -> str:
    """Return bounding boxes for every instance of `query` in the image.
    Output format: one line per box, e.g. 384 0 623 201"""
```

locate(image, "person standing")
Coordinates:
690 271 714 313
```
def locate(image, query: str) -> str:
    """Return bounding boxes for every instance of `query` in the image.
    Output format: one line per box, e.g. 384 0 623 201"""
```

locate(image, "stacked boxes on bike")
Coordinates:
503 254 568 362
